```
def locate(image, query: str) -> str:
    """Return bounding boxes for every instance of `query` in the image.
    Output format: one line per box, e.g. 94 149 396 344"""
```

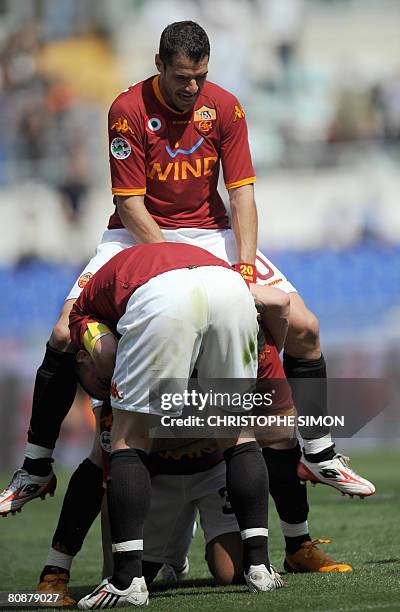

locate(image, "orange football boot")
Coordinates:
284 539 353 573
37 572 76 607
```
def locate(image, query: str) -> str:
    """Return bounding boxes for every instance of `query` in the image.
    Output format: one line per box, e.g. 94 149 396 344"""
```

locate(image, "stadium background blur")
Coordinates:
0 0 399 471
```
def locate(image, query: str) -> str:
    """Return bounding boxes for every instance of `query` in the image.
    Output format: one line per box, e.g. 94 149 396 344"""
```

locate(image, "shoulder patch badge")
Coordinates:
110 137 131 160
78 272 93 288
100 430 112 453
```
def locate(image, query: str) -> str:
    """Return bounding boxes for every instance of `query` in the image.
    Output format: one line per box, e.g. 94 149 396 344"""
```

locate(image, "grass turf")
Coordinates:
0 447 399 611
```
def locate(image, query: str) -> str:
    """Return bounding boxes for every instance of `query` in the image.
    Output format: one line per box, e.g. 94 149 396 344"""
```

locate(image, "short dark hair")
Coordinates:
159 21 210 66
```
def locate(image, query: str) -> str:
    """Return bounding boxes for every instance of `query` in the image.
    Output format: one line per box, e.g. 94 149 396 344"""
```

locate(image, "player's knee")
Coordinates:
49 320 72 351
300 309 320 348
288 305 320 353
207 557 241 585
211 566 236 585
206 534 243 585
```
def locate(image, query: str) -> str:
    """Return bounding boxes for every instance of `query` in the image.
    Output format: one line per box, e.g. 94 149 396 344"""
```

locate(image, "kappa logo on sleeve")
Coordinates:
78 272 93 288
111 116 134 135
233 104 245 122
194 105 217 134
110 137 131 160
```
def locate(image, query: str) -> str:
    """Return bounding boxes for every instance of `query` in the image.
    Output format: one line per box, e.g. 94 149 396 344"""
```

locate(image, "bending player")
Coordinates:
36 286 352 607
0 21 374 518
67 241 285 606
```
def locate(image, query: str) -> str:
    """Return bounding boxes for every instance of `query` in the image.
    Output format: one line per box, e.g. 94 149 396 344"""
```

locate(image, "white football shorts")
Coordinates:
66 227 296 301
143 461 238 567
110 265 258 414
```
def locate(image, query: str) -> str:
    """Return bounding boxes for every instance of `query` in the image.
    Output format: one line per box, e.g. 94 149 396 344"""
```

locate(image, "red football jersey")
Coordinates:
107 76 256 230
257 330 293 410
69 242 232 349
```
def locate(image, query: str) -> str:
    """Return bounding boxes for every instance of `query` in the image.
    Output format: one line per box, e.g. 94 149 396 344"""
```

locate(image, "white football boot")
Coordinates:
78 577 148 609
0 468 56 516
297 453 375 498
159 557 190 583
244 564 284 592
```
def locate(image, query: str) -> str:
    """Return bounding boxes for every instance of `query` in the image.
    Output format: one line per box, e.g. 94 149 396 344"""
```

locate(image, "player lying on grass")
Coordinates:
37 292 352 607
66 241 287 607
0 21 374 518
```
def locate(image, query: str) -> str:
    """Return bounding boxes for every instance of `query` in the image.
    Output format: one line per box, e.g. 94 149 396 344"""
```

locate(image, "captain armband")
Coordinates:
83 322 114 356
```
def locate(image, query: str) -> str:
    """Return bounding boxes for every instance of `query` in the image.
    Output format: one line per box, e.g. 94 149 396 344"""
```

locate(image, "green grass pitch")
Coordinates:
1 447 399 611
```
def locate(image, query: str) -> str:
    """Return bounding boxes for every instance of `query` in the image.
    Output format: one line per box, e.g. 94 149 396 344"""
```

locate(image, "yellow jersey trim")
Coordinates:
112 188 146 196
225 176 256 190
152 76 184 115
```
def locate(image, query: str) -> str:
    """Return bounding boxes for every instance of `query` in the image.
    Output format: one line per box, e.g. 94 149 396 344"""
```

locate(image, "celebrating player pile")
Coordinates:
1 19 375 607
35 268 352 607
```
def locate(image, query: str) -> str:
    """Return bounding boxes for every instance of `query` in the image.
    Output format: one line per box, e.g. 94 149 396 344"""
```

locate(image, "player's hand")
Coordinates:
233 262 257 286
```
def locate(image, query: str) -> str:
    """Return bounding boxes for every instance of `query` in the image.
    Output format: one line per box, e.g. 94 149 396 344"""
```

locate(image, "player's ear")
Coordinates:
155 53 163 73
76 349 91 365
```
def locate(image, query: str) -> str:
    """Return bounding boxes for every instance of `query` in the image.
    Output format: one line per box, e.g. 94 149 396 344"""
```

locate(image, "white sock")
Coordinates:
45 548 73 571
25 443 53 460
302 434 333 456
280 520 309 538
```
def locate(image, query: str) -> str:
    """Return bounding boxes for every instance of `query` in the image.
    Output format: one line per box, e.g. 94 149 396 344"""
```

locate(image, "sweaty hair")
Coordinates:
159 21 210 66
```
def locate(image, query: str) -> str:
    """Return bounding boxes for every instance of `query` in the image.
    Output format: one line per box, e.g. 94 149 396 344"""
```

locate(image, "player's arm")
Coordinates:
116 195 164 243
221 97 258 283
229 183 258 265
108 95 164 242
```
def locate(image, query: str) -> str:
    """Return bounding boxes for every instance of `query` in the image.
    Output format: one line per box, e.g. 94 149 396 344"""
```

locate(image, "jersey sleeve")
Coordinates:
219 95 256 190
108 93 147 197
69 292 112 350
69 297 92 350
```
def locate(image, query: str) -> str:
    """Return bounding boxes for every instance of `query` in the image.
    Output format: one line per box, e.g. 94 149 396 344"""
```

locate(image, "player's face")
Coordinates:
155 53 209 113
76 351 111 401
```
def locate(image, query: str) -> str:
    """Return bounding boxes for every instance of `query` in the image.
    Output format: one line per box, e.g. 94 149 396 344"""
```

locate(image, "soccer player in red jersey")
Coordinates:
0 21 374 519
65 242 284 605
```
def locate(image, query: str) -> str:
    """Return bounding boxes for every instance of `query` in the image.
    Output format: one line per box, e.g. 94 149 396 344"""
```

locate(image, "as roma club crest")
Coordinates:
78 272 93 288
194 105 217 135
